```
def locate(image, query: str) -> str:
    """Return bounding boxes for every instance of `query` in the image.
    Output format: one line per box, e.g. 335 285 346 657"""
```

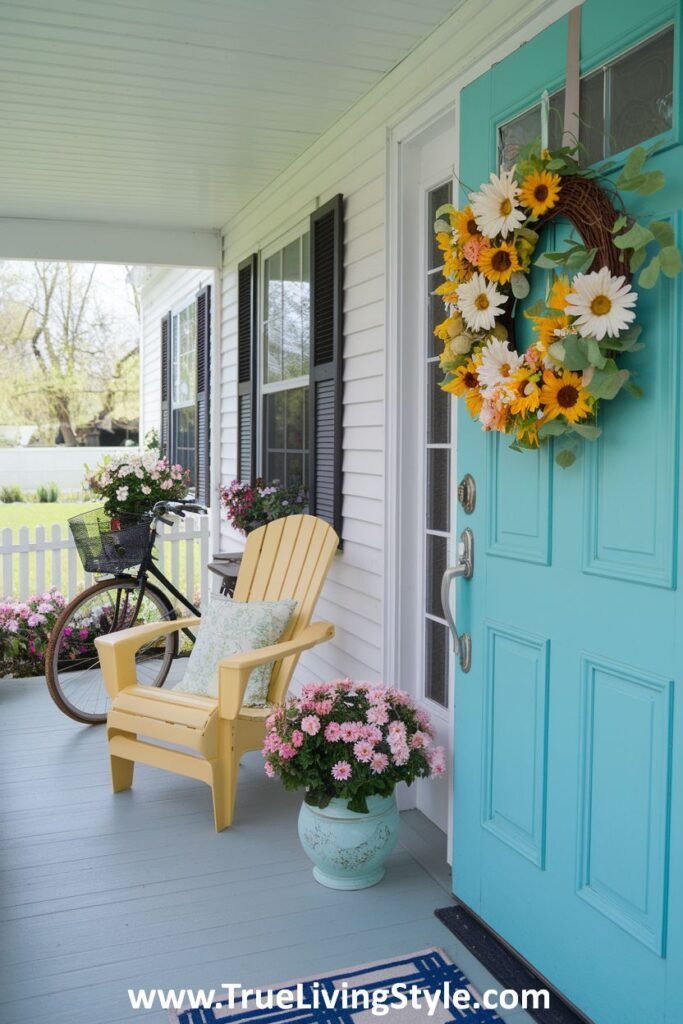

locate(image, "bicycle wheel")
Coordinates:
46 578 178 724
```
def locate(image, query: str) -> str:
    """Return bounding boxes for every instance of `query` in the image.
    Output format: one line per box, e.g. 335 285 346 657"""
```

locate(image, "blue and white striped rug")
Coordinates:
171 948 503 1023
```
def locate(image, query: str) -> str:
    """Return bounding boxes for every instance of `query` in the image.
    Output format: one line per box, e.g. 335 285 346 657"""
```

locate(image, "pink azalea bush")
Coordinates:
0 589 82 677
263 680 446 813
85 450 190 517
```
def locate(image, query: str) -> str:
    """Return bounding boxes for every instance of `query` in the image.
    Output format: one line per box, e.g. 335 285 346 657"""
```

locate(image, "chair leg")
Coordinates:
110 752 135 793
211 722 239 831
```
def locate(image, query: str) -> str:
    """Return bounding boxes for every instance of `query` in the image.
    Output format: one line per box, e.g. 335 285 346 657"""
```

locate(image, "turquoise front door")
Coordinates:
451 3 683 1022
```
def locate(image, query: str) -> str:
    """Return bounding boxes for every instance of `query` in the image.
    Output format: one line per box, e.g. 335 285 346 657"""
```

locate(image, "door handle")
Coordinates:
440 528 473 673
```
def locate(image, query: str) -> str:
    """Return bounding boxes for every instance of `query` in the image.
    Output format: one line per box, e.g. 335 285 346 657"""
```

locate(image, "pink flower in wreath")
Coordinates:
324 721 342 742
331 760 352 781
301 715 321 736
370 752 389 775
353 739 374 763
291 729 304 748
463 236 489 266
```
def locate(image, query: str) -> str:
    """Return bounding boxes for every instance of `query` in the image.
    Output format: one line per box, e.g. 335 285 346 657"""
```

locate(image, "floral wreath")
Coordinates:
434 141 682 465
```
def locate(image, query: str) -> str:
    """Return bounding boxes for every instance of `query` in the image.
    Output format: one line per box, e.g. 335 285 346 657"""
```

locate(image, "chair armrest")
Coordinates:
95 617 201 698
218 621 335 720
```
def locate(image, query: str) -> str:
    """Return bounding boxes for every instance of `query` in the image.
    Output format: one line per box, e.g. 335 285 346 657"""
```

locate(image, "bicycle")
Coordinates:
46 499 207 725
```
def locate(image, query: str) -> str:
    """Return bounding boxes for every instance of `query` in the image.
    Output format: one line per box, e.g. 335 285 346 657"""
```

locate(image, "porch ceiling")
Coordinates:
0 0 461 231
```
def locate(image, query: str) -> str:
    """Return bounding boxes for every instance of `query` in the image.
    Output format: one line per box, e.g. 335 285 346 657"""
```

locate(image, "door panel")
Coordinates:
451 2 683 1022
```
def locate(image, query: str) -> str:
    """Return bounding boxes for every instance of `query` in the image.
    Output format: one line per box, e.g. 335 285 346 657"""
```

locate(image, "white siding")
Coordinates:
218 0 565 685
140 266 214 441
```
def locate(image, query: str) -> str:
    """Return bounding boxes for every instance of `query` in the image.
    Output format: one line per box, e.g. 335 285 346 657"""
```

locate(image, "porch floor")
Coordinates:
0 678 533 1024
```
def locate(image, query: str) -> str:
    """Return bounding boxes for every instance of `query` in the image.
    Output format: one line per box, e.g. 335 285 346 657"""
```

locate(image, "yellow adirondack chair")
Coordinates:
95 514 338 831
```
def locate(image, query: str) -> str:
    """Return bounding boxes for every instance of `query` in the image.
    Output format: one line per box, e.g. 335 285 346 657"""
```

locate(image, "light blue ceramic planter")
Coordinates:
298 792 400 890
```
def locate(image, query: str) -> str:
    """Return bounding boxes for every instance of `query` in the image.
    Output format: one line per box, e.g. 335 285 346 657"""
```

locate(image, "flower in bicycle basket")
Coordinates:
85 448 191 516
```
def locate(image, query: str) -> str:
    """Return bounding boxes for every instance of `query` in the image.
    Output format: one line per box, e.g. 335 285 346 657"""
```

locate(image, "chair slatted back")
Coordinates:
233 515 338 703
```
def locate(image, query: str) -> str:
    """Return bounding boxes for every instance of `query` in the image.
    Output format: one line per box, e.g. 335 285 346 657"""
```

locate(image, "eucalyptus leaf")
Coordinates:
516 226 539 245
561 336 590 371
625 382 644 399
545 158 566 170
630 247 647 272
660 245 683 278
633 170 665 195
538 420 568 439
510 271 530 299
548 341 566 363
433 219 452 233
586 338 607 369
523 298 545 320
435 203 456 219
566 247 598 274
611 215 627 234
648 220 674 247
535 252 566 269
621 145 647 182
587 368 629 400
639 255 661 289
555 448 577 468
613 222 654 251
570 423 602 441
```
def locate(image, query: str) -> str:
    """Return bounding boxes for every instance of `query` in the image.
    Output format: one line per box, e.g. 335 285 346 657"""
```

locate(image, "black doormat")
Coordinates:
435 903 593 1024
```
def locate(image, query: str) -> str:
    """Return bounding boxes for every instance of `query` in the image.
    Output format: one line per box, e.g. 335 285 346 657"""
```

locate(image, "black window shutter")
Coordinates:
159 311 172 457
195 285 211 504
309 194 344 538
237 254 258 485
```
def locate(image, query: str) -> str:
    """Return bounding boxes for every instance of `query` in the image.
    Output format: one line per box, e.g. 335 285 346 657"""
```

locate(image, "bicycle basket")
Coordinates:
69 507 153 574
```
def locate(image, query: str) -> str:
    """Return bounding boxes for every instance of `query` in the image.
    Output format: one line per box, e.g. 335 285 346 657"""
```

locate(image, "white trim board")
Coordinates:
0 218 221 268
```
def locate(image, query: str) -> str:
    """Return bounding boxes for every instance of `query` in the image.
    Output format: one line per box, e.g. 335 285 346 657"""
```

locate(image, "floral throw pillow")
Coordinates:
174 593 296 706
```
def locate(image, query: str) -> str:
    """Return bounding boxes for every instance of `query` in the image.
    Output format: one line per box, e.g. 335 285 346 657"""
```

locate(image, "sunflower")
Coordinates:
519 169 562 217
540 370 593 423
451 206 481 244
516 419 540 447
508 366 542 416
478 240 521 284
434 279 459 306
443 358 480 398
548 274 572 311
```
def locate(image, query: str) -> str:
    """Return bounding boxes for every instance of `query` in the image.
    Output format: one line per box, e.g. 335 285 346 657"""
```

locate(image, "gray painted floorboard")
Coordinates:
0 678 532 1023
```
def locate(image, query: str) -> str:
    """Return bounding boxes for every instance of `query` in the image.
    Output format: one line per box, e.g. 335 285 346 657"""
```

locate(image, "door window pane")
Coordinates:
425 618 449 708
425 533 448 620
428 362 450 444
429 182 452 269
498 26 674 169
427 449 450 534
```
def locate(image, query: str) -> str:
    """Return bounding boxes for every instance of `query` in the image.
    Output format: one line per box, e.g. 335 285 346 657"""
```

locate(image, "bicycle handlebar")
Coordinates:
152 499 208 519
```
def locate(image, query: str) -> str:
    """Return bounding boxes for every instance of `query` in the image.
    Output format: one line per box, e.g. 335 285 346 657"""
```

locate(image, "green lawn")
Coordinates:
0 501 93 540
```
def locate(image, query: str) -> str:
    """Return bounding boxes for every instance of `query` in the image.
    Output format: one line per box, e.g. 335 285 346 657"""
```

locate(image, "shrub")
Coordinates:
263 681 446 813
0 485 24 503
0 589 72 678
36 481 60 503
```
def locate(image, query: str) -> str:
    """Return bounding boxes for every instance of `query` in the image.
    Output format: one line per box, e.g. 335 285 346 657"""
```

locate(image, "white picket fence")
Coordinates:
1 516 210 604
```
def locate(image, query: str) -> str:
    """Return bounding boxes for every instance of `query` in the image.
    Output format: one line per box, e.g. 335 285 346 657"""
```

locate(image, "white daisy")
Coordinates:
564 267 637 341
469 167 526 239
477 337 524 392
456 272 508 333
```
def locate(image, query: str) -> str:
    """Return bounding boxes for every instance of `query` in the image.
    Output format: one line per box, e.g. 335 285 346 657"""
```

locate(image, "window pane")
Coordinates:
267 390 285 450
283 238 304 379
429 182 452 270
425 617 449 708
498 90 564 170
609 27 673 155
172 406 196 487
301 232 310 368
578 70 604 164
172 305 196 407
265 320 283 384
426 449 450 533
427 361 450 445
264 387 309 488
428 288 446 358
425 533 448 619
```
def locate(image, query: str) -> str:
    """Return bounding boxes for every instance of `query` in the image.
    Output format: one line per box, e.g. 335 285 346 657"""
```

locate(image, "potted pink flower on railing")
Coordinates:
263 680 446 890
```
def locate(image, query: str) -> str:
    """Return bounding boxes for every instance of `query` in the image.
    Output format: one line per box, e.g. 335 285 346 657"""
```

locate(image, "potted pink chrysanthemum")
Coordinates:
262 680 446 889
